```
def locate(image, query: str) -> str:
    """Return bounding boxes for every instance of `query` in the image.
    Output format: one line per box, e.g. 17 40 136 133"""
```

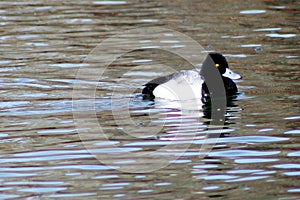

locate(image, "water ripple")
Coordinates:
18 187 67 193
209 150 280 158
272 164 300 169
240 10 266 14
234 158 278 164
225 176 269 182
284 130 300 134
265 33 296 38
288 151 300 157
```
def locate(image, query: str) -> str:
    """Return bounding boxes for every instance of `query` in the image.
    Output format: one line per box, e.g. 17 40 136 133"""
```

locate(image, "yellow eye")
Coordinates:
215 64 220 67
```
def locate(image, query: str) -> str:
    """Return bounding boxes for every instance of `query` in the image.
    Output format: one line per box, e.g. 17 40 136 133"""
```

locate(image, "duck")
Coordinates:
142 52 242 100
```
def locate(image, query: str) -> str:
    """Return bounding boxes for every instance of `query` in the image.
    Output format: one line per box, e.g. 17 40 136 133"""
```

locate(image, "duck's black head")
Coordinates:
208 52 229 75
201 52 242 98
208 52 242 80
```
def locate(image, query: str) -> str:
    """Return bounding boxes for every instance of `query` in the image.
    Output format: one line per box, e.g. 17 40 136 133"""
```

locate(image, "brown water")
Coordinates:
0 0 299 199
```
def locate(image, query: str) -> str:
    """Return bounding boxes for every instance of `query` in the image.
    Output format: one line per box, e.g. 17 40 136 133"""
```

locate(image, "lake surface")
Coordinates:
0 0 299 199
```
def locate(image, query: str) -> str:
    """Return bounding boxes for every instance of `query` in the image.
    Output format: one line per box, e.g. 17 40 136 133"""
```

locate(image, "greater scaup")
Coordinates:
142 52 242 100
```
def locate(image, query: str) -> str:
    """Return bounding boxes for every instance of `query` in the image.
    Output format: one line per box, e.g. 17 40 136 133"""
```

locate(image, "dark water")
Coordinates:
0 0 299 199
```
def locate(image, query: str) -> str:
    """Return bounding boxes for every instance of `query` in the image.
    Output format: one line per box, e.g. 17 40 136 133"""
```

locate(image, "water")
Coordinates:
0 0 299 199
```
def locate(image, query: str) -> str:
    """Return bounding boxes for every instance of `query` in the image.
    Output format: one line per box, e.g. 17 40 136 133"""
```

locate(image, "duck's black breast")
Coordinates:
201 76 238 98
223 76 238 96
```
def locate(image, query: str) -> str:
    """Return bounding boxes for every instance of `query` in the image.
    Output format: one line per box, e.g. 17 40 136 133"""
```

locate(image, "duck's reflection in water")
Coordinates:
139 95 240 142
